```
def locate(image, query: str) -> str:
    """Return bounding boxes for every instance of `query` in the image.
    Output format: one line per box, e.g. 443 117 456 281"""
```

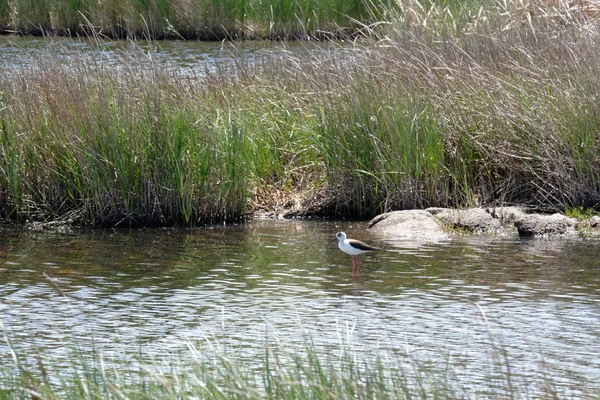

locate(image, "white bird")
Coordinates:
335 231 380 277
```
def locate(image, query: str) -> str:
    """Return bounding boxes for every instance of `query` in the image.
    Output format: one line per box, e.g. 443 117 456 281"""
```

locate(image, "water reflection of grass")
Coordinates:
2 1 600 226
0 329 561 399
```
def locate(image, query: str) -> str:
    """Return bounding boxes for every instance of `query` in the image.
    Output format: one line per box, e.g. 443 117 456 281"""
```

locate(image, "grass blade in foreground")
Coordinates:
0 329 566 399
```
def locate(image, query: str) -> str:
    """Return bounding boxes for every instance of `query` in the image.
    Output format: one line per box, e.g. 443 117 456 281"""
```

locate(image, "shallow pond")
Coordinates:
0 220 599 397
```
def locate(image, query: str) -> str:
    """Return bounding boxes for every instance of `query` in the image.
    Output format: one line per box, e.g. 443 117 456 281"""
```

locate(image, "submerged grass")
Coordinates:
3 0 600 225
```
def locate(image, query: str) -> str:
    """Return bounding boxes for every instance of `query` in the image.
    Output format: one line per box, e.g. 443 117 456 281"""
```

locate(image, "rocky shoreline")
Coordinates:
15 204 600 236
367 207 600 239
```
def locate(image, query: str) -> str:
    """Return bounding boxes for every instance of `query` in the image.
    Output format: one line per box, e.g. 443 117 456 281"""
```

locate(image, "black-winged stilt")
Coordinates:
334 231 380 277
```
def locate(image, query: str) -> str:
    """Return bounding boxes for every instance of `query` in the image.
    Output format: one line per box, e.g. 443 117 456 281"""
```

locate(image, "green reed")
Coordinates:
0 332 559 399
0 0 377 40
3 1 600 225
0 58 258 225
316 78 448 216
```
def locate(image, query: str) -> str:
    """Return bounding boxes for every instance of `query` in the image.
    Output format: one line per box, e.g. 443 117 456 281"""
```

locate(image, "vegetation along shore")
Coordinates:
1 0 373 40
1 0 600 227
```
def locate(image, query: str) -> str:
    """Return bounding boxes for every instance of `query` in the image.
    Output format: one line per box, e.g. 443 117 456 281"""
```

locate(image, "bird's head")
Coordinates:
335 232 346 242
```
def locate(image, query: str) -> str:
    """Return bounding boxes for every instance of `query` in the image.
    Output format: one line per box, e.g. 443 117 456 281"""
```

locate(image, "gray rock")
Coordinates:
368 206 590 238
428 207 502 233
425 207 447 215
512 213 578 237
488 206 528 224
367 210 449 240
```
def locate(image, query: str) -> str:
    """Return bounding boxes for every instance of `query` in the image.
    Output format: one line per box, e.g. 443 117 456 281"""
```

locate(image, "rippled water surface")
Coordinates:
1 220 600 397
0 35 344 72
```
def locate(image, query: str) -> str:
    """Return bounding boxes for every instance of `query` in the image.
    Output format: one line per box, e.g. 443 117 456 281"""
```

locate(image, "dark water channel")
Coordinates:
0 220 599 397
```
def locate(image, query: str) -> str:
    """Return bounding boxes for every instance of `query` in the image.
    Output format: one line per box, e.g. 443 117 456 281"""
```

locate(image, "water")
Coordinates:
0 35 348 73
0 220 599 397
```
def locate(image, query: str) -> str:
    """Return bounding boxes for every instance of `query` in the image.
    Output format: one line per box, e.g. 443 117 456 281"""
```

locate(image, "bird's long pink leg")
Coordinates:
351 256 356 277
355 257 360 276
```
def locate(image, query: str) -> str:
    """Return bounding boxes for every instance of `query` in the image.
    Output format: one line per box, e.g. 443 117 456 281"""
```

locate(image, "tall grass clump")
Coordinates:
305 0 600 215
4 1 600 224
0 55 262 226
0 42 326 226
242 0 600 217
0 0 381 40
317 80 447 217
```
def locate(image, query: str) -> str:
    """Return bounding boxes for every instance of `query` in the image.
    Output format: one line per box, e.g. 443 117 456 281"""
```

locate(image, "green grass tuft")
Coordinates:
0 330 564 399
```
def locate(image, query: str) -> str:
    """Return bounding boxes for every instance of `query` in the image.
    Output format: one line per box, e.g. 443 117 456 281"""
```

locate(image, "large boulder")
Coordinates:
368 206 582 238
367 210 449 240
513 213 578 236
